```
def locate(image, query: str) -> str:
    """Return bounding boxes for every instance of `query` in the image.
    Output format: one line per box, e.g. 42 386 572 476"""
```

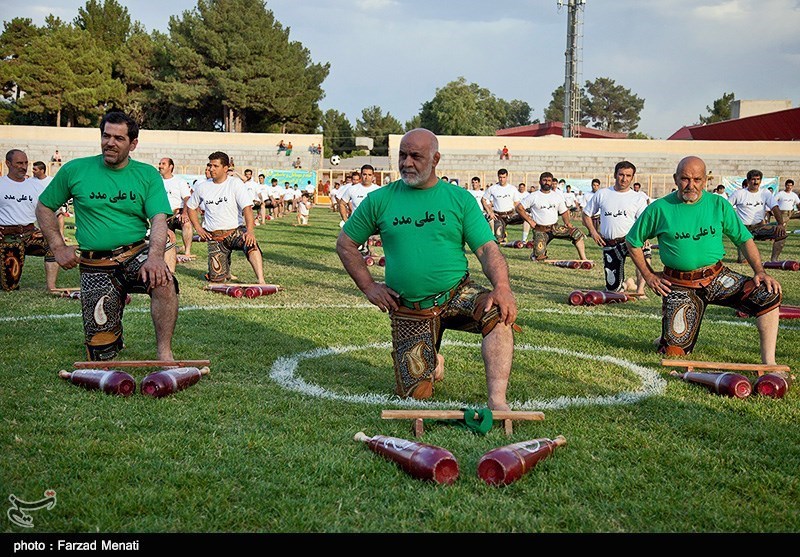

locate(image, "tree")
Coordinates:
161 0 329 133
355 106 403 156
583 77 644 133
74 0 132 49
501 99 535 128
319 109 354 156
417 77 533 135
543 84 589 125
404 114 421 131
10 18 124 127
699 92 735 124
0 18 40 101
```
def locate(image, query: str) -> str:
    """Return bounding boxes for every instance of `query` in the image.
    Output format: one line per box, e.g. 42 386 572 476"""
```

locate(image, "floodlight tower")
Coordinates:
558 0 585 138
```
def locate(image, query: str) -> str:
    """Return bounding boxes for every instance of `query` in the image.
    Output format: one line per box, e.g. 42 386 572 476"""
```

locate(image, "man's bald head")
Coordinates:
674 156 707 204
676 156 706 177
398 128 440 188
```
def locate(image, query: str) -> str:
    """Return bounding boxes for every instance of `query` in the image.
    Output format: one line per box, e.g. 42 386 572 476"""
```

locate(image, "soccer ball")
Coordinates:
330 155 340 166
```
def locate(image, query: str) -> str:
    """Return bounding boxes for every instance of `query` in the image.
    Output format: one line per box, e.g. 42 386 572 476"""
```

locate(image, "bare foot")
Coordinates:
434 354 445 382
488 402 510 412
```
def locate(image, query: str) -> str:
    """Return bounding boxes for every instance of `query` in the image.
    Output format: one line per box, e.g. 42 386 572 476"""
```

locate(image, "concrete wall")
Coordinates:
0 125 324 176
387 134 800 198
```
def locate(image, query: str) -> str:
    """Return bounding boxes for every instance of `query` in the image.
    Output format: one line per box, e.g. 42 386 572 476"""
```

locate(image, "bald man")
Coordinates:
625 156 782 365
336 128 518 410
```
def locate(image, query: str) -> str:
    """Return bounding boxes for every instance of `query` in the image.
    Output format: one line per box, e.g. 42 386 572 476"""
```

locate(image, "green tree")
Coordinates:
319 109 355 156
404 114 421 131
543 84 589 125
417 77 534 135
74 0 132 49
355 106 403 156
11 18 124 127
626 131 652 139
161 0 329 133
0 18 40 101
699 92 735 124
583 77 645 133
501 99 535 128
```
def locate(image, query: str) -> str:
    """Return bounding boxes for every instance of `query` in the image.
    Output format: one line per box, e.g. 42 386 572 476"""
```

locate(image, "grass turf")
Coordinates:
1 205 799 533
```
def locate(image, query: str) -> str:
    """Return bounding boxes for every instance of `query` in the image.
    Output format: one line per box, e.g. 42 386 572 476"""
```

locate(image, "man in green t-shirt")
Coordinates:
336 128 518 410
36 111 178 362
625 156 782 363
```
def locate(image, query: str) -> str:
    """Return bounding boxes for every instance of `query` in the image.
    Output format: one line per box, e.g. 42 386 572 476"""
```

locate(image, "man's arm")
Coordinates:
560 210 573 228
514 202 536 228
582 212 604 246
770 204 785 227
35 201 79 269
482 197 496 221
336 230 398 312
626 241 672 296
242 206 256 247
473 241 517 326
739 238 781 295
180 197 190 223
186 207 211 240
140 213 172 288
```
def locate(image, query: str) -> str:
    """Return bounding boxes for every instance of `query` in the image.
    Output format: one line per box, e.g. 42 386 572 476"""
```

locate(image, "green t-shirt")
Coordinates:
39 155 171 251
342 179 495 301
626 191 752 271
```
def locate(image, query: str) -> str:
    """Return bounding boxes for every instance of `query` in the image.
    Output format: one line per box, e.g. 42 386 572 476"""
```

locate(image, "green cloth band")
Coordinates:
422 407 494 435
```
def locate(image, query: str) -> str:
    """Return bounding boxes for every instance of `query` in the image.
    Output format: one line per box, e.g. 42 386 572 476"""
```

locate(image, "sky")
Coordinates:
2 0 799 139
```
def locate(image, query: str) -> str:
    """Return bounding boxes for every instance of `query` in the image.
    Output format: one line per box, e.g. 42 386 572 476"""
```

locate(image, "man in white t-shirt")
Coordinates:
255 174 273 222
774 179 799 222
342 164 381 254
338 171 361 223
31 160 69 242
582 161 650 293
186 151 266 284
581 178 602 230
158 157 194 259
516 171 587 261
713 185 728 198
482 168 524 243
0 149 61 291
469 177 486 213
728 169 786 262
632 182 651 205
268 178 284 218
563 185 578 217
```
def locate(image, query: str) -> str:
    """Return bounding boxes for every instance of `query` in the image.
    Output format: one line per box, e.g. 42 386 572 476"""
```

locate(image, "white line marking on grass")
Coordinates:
3 303 799 331
269 340 668 410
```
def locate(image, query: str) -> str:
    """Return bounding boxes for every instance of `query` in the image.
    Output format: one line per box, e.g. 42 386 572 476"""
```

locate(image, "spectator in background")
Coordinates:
277 140 286 153
286 142 293 157
292 157 302 169
500 145 510 160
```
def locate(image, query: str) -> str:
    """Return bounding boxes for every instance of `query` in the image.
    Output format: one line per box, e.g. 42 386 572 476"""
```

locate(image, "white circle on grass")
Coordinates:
268 340 667 409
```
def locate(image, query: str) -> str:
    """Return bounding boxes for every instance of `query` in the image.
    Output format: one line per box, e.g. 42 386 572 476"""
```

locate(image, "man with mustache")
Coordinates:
36 111 178 361
516 171 588 262
336 129 518 410
626 156 781 363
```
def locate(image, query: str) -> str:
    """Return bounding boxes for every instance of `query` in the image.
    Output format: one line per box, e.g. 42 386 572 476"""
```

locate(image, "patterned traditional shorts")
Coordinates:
490 210 524 242
79 242 179 361
531 224 585 260
389 277 502 400
747 222 787 241
601 240 651 292
659 264 781 356
206 226 261 282
0 228 55 291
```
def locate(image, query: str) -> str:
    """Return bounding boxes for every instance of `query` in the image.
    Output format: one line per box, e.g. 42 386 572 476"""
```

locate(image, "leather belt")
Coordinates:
534 224 554 232
399 275 468 310
663 261 723 282
0 224 35 235
604 237 627 246
80 240 146 260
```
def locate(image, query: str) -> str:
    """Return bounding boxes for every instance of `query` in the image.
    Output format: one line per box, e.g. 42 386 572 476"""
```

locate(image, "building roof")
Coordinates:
667 106 800 140
496 122 628 139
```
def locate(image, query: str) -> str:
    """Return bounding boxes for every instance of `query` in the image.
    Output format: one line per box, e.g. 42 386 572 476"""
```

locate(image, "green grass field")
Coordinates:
1 204 799 534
